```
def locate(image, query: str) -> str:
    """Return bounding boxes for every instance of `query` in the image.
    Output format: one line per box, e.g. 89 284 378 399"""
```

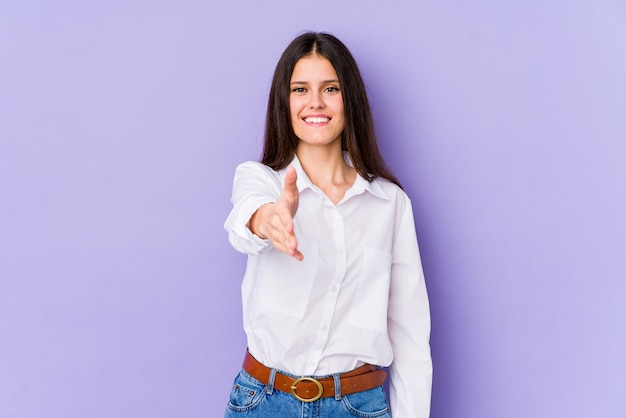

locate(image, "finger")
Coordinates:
266 213 294 246
283 166 298 193
270 217 302 261
292 250 304 262
282 213 295 235
288 236 304 262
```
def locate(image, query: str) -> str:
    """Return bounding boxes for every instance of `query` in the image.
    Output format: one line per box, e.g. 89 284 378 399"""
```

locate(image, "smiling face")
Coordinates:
289 54 345 150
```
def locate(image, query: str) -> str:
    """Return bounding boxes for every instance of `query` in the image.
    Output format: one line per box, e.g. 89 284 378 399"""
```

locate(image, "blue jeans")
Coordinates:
224 369 391 417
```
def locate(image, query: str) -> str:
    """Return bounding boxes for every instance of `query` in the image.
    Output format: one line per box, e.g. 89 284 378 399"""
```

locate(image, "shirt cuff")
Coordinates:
225 197 274 254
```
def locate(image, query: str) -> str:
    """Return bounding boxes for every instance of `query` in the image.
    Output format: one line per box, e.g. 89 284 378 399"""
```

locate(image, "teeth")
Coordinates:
305 117 330 123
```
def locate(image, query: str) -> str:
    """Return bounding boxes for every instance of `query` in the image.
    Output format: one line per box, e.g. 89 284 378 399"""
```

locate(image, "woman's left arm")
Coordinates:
387 194 433 417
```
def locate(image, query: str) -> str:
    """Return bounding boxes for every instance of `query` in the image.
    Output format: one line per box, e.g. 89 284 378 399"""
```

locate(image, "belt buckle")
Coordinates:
290 377 323 402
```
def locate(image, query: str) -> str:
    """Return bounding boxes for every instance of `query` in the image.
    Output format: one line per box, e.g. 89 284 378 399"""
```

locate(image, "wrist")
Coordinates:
249 203 272 239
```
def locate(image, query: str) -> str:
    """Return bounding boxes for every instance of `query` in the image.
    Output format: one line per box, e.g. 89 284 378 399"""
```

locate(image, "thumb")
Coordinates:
283 166 298 197
282 166 299 216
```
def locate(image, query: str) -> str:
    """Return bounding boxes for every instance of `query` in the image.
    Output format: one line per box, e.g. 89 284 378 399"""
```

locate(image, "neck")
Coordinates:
295 143 356 203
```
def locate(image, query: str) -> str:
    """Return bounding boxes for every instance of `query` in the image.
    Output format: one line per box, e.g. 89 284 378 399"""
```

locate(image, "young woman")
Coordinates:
224 32 432 417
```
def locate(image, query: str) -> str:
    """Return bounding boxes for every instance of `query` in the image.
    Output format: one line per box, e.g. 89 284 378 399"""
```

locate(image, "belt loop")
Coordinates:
266 368 277 395
333 373 342 400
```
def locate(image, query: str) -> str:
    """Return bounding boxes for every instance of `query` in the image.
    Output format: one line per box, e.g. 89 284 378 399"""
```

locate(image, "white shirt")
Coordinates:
224 155 432 417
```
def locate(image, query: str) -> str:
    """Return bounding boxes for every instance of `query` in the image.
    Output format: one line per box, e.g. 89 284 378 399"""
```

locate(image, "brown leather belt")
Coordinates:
242 351 387 402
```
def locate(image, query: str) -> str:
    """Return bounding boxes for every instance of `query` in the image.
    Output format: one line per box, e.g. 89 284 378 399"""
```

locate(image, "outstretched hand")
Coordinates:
249 166 303 261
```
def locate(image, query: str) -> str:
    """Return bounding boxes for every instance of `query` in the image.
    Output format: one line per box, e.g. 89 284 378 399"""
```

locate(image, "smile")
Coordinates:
304 116 330 124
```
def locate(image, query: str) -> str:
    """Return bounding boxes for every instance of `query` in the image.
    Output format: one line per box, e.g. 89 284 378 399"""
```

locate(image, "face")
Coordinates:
289 54 345 149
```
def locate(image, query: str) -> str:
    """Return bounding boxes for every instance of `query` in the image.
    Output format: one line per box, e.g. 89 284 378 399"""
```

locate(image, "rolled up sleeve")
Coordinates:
224 162 281 255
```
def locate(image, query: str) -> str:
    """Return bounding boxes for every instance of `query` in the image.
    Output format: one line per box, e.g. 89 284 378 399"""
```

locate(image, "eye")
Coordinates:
291 87 307 93
325 86 340 93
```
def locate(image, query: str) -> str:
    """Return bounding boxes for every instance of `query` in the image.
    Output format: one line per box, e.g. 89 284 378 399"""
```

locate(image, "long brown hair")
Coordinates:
261 32 401 188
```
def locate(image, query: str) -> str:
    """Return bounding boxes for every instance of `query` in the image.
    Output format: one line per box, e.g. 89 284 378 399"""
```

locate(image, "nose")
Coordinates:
308 90 324 109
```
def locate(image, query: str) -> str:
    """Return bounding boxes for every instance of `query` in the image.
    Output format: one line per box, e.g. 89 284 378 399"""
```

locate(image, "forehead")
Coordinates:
290 54 338 81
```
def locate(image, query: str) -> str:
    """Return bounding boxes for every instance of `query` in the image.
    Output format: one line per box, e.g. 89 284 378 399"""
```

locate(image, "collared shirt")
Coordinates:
224 155 432 417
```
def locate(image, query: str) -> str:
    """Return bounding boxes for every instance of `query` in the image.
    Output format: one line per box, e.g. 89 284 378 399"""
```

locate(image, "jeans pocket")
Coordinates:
226 370 266 413
341 386 391 417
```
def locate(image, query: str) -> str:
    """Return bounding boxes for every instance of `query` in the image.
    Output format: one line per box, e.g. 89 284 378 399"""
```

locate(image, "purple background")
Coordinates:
1 1 625 417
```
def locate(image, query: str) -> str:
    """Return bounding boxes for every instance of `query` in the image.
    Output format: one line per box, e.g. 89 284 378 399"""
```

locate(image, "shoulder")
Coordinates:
371 176 411 204
233 161 281 180
234 160 273 173
230 161 285 196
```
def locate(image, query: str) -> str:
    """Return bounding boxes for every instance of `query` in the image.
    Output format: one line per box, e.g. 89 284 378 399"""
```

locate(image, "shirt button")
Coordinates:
331 286 337 292
322 325 329 331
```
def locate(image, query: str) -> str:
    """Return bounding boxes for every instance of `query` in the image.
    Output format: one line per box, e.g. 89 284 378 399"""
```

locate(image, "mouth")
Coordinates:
303 116 331 124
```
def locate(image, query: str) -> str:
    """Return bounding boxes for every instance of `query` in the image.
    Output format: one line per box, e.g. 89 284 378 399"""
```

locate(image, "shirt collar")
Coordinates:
285 153 389 201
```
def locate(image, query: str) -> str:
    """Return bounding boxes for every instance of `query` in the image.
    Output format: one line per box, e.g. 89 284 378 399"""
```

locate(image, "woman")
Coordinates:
224 32 432 417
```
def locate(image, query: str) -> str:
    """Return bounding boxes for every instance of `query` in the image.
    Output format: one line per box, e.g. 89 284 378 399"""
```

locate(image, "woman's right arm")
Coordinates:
224 162 302 260
249 166 302 261
224 161 279 254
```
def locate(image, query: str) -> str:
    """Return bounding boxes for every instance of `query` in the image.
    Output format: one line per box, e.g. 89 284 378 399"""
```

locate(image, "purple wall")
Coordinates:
1 1 625 417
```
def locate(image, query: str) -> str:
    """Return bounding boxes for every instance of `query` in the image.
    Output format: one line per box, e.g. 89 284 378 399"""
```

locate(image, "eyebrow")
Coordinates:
290 79 340 85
